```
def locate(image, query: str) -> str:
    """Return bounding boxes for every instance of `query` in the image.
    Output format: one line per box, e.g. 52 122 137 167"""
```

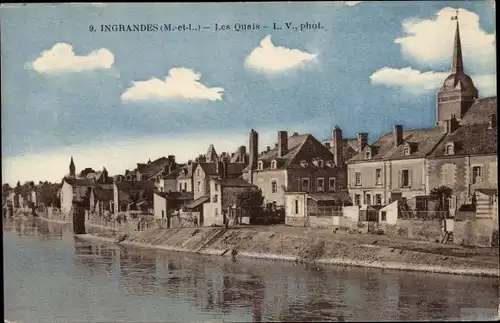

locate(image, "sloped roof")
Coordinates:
460 96 497 126
348 127 445 162
86 171 102 180
162 167 183 180
115 180 156 192
257 133 334 170
430 123 497 157
177 163 198 179
92 186 114 201
185 195 210 209
476 189 498 196
63 177 93 187
215 178 257 188
155 191 193 200
198 162 246 176
136 157 174 177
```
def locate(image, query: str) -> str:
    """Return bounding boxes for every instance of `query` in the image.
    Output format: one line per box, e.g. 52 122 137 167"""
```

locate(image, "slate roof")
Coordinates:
115 180 156 192
348 127 446 163
198 162 246 177
215 178 257 188
162 167 183 180
460 96 497 126
136 157 174 177
92 185 114 201
177 163 198 180
155 191 194 200
86 171 102 180
63 177 93 186
256 133 335 170
430 123 497 157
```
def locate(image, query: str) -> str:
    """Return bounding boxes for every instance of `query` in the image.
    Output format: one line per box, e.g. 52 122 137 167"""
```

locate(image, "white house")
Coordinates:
60 177 93 215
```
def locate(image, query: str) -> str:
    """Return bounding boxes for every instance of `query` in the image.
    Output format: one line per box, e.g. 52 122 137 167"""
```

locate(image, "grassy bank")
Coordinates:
79 225 500 278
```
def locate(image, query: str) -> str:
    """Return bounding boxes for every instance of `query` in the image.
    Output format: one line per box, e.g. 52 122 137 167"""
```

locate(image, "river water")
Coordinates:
3 218 499 322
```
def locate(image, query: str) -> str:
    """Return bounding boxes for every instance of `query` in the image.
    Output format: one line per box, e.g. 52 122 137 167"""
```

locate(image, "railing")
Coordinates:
308 206 343 217
398 210 450 220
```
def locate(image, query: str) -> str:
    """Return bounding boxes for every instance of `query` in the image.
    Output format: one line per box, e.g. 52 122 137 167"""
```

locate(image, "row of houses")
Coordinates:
3 20 497 246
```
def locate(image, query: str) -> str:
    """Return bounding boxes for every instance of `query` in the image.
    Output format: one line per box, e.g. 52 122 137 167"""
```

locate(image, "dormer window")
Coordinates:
445 142 455 155
403 147 410 156
326 160 335 168
365 151 371 159
271 160 277 169
300 160 308 168
257 161 264 170
317 159 324 167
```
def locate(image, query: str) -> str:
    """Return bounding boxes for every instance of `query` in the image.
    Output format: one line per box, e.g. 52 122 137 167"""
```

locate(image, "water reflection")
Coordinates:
4 218 499 322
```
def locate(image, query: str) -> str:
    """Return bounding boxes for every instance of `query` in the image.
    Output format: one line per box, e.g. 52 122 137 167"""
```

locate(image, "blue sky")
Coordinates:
1 1 496 185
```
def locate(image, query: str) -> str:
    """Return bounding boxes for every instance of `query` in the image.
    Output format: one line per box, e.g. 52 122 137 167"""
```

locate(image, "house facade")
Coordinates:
203 177 260 226
90 184 114 215
113 180 156 213
193 161 246 200
60 178 93 215
243 129 348 208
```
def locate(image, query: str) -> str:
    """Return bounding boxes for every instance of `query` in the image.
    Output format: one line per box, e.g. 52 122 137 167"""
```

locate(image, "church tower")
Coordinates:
69 156 76 178
436 11 478 123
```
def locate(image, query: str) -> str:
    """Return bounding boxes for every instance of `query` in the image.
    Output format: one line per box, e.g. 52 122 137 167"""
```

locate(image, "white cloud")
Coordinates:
344 1 363 6
1 129 287 186
27 43 114 74
370 66 496 96
245 35 317 73
394 8 495 72
121 67 224 102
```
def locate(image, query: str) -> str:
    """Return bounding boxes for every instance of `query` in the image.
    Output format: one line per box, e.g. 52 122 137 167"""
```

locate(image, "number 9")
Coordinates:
89 25 95 32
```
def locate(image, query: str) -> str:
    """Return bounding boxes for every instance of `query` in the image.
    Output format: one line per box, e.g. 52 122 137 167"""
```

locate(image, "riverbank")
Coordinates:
78 225 500 278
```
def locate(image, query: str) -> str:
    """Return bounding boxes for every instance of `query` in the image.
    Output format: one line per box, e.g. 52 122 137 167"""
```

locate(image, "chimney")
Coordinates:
333 126 344 167
168 155 175 165
392 125 403 146
278 131 288 158
358 133 368 151
489 114 497 129
449 115 459 133
216 160 228 179
248 129 259 169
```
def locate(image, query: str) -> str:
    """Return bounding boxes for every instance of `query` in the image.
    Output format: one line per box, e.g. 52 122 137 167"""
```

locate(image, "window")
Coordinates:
317 178 324 192
403 147 410 156
328 178 336 191
446 144 454 155
197 169 201 176
162 210 165 218
354 194 361 206
295 200 299 214
317 159 324 167
302 178 310 191
179 183 182 191
375 194 382 205
271 180 278 193
365 194 371 205
183 183 187 191
197 181 201 192
472 166 482 184
271 160 277 169
212 194 218 202
375 169 382 185
355 172 361 186
401 169 410 187
258 161 264 170
365 151 371 159
381 211 387 221
214 183 218 191
300 160 308 168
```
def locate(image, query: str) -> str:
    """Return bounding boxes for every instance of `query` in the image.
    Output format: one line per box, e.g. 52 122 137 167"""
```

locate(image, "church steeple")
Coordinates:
69 156 76 178
436 9 478 124
451 16 464 74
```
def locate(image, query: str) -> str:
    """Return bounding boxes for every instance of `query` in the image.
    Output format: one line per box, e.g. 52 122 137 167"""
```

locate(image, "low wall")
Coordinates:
338 216 359 230
308 216 333 228
379 219 444 242
454 218 497 247
285 216 305 227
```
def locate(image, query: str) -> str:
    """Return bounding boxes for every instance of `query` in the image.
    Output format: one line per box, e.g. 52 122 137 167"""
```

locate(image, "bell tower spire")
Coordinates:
451 10 464 74
69 156 76 178
436 9 478 124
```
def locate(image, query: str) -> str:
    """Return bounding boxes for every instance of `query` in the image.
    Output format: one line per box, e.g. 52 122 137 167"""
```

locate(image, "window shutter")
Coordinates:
408 170 412 187
398 170 402 188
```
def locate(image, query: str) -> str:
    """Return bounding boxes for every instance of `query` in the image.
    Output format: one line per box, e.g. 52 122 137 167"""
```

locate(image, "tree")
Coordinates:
235 189 264 220
430 186 453 219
